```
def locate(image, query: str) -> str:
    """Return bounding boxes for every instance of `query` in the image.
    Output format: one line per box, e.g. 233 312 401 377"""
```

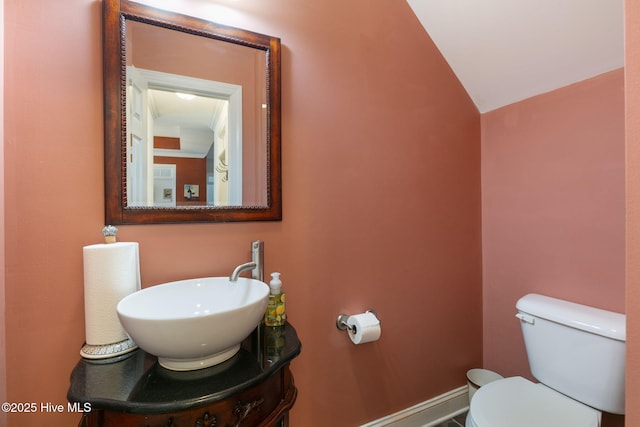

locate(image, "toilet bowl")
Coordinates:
465 377 600 427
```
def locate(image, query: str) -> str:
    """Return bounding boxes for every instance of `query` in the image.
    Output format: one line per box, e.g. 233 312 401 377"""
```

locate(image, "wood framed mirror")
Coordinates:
104 0 281 224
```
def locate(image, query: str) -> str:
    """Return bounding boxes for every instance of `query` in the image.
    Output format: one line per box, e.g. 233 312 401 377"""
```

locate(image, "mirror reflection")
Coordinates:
125 20 267 208
145 87 234 207
104 0 282 224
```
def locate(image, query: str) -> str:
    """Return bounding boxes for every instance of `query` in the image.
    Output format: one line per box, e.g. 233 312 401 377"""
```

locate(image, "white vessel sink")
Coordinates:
117 277 269 371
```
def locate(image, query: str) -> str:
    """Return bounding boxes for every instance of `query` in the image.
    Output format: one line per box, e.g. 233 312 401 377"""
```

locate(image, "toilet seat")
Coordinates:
467 377 601 427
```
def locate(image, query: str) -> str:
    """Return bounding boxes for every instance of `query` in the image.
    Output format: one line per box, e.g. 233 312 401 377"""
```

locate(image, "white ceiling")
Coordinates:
149 88 224 158
407 0 624 113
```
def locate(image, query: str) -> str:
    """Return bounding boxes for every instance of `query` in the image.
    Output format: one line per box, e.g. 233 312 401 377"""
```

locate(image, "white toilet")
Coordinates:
466 293 625 427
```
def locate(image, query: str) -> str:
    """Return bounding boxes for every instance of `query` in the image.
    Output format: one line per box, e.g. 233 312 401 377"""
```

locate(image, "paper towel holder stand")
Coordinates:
80 338 138 360
336 310 379 334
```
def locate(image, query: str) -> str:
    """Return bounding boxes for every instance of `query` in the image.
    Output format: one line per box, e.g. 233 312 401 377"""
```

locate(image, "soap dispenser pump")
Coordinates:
265 272 286 326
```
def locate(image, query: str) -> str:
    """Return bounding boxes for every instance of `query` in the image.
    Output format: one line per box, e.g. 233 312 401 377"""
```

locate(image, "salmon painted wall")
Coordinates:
0 0 6 425
3 1 481 426
626 0 640 424
481 70 626 380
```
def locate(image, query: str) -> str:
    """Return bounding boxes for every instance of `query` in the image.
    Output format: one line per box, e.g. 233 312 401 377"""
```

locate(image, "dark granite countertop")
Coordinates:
67 323 301 414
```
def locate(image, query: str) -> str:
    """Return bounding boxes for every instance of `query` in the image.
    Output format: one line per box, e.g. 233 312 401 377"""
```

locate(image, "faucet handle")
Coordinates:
251 240 264 281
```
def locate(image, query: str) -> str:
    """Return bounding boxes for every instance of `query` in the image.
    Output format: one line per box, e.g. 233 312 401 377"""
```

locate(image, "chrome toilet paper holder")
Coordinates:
336 310 379 333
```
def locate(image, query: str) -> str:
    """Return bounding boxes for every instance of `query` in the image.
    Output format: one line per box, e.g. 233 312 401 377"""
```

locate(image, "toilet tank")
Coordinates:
516 294 625 415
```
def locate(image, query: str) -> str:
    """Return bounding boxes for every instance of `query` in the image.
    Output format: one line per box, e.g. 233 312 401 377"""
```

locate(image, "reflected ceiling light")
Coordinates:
176 92 196 101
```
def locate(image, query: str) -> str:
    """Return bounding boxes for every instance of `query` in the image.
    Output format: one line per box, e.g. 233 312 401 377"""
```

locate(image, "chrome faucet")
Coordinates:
229 240 264 282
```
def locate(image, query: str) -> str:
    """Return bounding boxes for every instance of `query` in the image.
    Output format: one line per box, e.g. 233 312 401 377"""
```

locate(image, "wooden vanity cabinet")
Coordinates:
70 324 301 427
79 366 295 427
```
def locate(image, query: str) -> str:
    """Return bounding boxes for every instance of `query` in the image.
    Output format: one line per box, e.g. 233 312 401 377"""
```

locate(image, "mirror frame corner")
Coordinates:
103 0 282 224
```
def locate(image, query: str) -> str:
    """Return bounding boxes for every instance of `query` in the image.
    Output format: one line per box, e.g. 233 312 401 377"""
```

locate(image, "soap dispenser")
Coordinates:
265 272 286 326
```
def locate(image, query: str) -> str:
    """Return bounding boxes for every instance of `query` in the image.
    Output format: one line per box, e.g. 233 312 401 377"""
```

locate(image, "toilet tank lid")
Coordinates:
516 294 625 341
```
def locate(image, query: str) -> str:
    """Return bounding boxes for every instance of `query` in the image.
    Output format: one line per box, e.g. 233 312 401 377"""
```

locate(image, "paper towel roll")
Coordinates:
347 311 381 344
83 242 140 346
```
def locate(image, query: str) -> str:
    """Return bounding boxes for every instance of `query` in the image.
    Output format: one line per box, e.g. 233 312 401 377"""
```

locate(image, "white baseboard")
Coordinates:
360 386 469 427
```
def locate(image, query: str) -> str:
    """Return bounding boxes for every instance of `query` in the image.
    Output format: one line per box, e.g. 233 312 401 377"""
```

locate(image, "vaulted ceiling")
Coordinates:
407 0 624 113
